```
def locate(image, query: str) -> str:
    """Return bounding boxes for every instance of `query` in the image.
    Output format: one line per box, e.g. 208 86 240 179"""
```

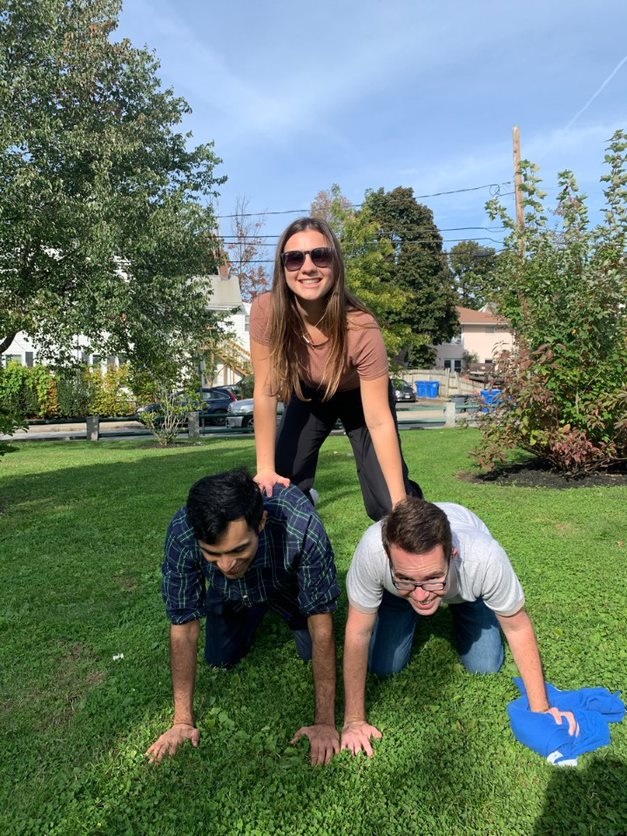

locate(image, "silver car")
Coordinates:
225 398 285 431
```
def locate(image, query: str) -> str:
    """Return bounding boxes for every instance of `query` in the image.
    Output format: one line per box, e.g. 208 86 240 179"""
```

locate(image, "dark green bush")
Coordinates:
55 368 96 418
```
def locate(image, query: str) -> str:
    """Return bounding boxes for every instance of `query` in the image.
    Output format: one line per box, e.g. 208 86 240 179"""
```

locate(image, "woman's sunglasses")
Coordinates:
281 247 333 272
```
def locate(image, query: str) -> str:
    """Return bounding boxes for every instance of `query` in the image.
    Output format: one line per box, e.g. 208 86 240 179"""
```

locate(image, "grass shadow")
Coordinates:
533 755 627 835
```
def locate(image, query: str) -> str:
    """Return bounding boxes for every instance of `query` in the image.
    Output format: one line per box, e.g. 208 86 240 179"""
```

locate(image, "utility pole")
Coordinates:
512 126 530 321
512 126 524 233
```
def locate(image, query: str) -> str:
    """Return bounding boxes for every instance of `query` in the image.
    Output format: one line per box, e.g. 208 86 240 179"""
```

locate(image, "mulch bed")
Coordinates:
459 459 627 489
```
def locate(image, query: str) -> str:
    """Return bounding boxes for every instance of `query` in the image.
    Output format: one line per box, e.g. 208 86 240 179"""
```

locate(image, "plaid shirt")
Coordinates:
162 485 339 624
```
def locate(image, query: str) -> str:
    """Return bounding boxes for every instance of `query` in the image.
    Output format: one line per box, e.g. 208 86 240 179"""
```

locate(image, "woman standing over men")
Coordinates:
250 217 422 521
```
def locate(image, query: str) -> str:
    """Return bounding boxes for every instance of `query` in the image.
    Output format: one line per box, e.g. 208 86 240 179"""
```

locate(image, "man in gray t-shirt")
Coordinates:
341 497 577 757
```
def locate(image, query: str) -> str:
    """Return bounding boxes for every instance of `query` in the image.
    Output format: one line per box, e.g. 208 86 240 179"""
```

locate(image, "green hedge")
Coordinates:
0 363 137 420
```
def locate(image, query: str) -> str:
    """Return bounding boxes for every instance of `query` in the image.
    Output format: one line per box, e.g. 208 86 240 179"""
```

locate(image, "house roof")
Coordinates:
456 306 509 327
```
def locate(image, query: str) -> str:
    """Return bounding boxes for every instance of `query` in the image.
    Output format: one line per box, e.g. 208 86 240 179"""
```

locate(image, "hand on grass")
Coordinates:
253 470 290 497
291 723 340 766
145 723 200 763
544 707 580 736
340 720 383 757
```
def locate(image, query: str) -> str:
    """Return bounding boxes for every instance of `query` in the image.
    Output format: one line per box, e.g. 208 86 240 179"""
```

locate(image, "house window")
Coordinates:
25 352 34 367
244 314 250 332
3 354 22 367
485 326 496 333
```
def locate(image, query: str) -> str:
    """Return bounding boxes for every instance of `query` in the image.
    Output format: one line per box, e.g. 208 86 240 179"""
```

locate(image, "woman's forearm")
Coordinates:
253 393 280 473
368 421 407 506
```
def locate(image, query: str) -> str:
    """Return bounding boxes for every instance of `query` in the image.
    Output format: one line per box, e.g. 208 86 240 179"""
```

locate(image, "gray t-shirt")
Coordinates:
346 502 524 617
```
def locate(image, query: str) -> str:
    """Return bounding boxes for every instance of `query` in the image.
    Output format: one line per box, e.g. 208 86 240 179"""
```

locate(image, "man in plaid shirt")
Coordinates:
146 468 340 766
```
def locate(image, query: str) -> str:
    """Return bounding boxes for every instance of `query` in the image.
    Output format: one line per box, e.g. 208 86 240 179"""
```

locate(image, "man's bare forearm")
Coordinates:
498 609 549 712
343 630 370 724
309 613 336 726
170 621 200 725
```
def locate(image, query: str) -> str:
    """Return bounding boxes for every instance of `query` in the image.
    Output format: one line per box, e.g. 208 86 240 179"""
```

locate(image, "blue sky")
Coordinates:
116 0 626 257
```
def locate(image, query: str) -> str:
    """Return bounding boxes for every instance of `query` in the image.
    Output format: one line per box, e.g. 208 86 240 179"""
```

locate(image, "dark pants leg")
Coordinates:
275 383 422 522
275 390 337 497
204 600 268 668
285 610 312 661
337 384 422 521
204 600 313 667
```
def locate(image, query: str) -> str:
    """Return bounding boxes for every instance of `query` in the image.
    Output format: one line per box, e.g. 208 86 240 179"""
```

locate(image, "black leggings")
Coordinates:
275 383 422 521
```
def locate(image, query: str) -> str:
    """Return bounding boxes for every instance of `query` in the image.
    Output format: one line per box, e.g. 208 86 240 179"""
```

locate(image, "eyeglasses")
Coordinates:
389 563 449 593
281 247 333 272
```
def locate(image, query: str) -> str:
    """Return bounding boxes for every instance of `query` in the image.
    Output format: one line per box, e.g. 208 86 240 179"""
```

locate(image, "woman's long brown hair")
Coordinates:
269 217 374 402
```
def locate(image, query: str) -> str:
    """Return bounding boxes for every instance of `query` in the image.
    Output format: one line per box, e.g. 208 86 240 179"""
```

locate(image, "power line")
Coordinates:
220 225 508 243
223 236 506 249
230 240 507 265
215 181 514 219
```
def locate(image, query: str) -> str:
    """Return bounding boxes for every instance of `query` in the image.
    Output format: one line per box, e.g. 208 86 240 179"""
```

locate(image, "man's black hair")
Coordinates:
186 468 265 543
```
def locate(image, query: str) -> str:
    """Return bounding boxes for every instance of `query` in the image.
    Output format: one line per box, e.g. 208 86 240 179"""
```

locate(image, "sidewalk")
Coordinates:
1 401 477 443
1 419 150 442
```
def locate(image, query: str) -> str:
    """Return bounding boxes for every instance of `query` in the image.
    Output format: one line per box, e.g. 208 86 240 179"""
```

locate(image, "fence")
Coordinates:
402 369 480 398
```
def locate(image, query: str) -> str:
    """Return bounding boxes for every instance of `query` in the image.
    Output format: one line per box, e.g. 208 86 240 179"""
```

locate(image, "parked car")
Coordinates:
199 387 237 425
226 398 346 432
391 378 416 403
204 385 238 402
220 375 254 400
138 387 234 428
226 398 284 430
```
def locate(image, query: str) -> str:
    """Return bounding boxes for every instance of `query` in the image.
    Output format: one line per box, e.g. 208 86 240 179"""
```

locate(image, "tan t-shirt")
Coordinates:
250 291 388 392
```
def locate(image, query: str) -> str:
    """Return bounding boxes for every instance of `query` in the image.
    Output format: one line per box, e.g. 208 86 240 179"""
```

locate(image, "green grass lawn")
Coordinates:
1 430 625 835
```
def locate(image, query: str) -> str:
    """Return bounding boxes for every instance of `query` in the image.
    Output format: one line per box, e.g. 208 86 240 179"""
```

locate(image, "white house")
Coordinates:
203 267 251 386
1 331 122 370
1 265 253 384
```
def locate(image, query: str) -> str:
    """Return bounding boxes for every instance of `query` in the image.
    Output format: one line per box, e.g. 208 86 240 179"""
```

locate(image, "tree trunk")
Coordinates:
0 332 17 354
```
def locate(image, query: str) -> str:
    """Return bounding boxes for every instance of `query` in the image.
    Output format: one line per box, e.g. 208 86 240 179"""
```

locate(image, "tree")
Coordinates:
364 187 458 366
310 186 418 363
311 183 353 230
474 130 627 475
0 0 228 381
448 240 498 309
226 196 270 302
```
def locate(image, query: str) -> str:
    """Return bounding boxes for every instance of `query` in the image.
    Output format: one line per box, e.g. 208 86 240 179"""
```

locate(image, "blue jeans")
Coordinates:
204 600 312 668
368 590 504 677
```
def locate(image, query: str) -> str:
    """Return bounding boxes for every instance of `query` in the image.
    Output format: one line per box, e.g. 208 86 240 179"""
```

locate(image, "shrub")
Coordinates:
0 366 27 456
138 386 202 447
87 366 136 417
0 362 36 418
474 345 627 476
55 367 96 418
474 130 627 475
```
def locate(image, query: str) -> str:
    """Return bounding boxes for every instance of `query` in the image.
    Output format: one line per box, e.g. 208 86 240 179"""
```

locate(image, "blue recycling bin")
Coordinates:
480 388 501 412
415 380 440 398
